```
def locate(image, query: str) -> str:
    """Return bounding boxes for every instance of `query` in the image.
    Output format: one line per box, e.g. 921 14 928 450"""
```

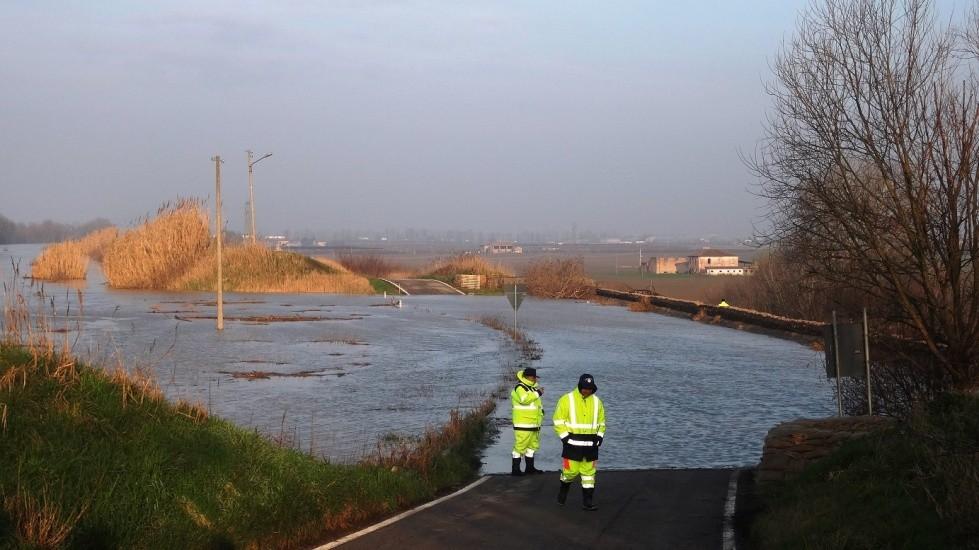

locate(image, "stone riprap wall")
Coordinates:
757 416 895 483
596 288 827 336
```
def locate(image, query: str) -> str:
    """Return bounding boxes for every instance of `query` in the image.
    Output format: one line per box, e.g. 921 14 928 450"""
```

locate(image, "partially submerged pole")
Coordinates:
213 155 224 331
513 283 518 331
832 310 841 416
863 307 872 415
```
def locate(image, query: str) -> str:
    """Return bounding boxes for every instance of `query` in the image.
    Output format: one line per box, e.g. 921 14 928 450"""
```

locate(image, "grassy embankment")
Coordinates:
336 254 513 295
33 200 377 294
0 288 494 548
750 394 979 549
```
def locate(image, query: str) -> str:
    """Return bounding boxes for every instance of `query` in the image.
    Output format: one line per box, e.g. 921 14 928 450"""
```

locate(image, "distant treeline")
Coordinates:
0 213 112 244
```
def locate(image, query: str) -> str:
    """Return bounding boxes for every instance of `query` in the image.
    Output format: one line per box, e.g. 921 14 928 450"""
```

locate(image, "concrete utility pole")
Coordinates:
246 150 273 244
212 155 224 331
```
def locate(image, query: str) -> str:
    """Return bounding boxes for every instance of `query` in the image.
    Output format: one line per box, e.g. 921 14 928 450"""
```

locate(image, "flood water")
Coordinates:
1 244 834 471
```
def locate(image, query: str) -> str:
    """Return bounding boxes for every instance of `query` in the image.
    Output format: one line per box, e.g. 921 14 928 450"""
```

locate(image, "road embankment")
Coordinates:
596 288 826 340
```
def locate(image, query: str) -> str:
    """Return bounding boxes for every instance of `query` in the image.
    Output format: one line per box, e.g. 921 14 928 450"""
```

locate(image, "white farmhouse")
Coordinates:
687 248 740 274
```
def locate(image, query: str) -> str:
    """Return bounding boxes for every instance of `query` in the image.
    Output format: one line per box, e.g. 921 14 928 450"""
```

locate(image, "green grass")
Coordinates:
0 345 488 549
368 278 402 295
751 394 979 549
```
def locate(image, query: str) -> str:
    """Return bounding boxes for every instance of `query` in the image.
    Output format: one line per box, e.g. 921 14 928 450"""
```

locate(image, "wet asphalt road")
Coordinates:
389 278 464 295
332 469 734 550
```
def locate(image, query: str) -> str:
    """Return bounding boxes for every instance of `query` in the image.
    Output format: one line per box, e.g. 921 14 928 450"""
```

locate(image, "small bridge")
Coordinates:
384 278 465 296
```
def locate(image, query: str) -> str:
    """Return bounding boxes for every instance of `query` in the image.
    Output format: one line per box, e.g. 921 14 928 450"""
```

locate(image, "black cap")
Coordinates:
523 367 538 378
578 373 597 392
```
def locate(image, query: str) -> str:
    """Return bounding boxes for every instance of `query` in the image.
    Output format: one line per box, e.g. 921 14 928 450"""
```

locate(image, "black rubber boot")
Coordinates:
557 481 571 505
525 456 543 474
582 488 598 511
511 457 524 476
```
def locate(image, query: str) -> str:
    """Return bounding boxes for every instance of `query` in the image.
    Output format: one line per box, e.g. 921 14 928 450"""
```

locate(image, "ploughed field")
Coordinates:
2 244 833 466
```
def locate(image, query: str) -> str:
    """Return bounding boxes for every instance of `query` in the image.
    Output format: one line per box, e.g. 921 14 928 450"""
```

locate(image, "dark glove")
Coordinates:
596 435 604 447
561 435 570 444
536 388 544 396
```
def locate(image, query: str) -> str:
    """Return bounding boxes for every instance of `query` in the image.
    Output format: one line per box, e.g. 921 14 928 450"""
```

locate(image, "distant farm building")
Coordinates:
482 242 523 254
687 249 742 275
650 257 687 274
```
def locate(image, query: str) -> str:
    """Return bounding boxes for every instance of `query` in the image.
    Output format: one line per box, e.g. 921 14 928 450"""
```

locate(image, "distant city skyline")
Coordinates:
4 1 817 235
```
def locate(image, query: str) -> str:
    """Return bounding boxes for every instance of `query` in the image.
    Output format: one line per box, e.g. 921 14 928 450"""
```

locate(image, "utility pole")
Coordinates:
832 310 842 416
246 150 273 245
863 307 872 416
212 155 224 331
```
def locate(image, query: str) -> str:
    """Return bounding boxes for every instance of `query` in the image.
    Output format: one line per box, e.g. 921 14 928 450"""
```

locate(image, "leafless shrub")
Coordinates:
523 257 594 299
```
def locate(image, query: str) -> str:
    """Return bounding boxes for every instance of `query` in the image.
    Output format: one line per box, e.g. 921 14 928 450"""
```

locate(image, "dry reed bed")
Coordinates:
335 254 409 278
76 198 376 293
29 241 89 281
30 227 121 282
75 226 119 262
425 255 513 278
102 199 210 289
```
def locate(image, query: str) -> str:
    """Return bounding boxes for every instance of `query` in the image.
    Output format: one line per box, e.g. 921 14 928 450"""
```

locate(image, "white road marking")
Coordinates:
314 476 490 549
722 469 740 550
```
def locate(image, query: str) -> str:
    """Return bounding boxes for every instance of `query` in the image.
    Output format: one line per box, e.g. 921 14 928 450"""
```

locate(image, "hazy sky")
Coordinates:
1 1 815 236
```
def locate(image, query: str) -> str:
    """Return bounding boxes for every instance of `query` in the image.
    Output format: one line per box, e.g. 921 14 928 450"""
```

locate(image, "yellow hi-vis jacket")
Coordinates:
511 369 543 430
552 388 606 461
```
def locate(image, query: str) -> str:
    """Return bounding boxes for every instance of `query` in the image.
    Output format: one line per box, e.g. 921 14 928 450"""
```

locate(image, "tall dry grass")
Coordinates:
2 489 88 549
337 254 409 278
425 255 512 279
76 226 118 262
30 241 89 281
30 227 120 281
173 245 374 294
102 199 211 289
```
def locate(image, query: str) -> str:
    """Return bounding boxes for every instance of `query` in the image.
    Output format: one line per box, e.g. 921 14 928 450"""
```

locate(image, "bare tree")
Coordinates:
752 0 979 389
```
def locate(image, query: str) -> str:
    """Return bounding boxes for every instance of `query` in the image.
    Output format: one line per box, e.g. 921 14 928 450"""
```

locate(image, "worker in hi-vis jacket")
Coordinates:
510 367 544 475
552 373 606 511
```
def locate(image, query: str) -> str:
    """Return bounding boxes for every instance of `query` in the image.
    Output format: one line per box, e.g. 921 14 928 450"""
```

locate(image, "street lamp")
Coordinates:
246 150 273 244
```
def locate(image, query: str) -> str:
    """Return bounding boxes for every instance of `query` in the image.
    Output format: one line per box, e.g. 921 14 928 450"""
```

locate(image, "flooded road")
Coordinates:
1 244 834 469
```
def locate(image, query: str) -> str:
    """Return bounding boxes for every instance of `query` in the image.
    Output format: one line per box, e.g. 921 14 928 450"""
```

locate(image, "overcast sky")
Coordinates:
1 1 816 236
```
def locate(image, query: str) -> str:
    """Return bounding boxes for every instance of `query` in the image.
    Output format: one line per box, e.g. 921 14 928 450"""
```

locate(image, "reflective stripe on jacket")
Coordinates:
552 388 606 460
511 369 543 430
